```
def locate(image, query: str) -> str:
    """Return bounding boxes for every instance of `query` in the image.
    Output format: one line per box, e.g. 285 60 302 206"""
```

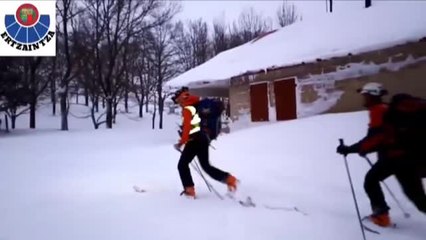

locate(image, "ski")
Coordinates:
133 185 146 193
225 191 306 214
362 222 381 235
239 196 256 207
225 191 256 207
263 205 308 216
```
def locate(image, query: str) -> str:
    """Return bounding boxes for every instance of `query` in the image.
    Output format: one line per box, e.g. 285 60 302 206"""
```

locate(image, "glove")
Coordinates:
358 150 367 157
337 144 355 156
174 143 183 152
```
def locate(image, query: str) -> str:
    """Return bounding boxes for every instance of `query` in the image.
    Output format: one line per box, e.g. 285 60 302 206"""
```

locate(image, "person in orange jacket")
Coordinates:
338 82 426 227
337 82 393 226
172 87 237 198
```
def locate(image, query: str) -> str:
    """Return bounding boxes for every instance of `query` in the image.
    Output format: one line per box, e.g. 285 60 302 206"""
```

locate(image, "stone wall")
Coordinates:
229 39 426 120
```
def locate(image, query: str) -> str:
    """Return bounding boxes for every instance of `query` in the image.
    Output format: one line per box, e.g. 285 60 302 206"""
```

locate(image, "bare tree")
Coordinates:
173 21 193 72
174 18 210 72
276 0 300 27
188 18 210 66
148 22 179 129
56 0 83 130
227 22 244 49
237 7 272 43
24 57 46 129
0 69 31 129
212 19 228 55
122 41 142 114
47 57 58 115
223 8 273 49
84 0 178 129
130 48 156 118
72 10 106 129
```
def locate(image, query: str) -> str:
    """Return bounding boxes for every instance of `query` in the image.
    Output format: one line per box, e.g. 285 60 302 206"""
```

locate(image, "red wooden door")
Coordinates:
274 78 297 121
250 82 269 122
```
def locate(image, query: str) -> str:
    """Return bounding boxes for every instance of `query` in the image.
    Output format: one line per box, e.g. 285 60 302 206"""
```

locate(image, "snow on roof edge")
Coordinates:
168 36 426 89
230 37 426 79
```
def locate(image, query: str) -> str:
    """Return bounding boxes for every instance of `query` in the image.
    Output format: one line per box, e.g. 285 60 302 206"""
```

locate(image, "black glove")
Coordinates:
337 144 358 156
337 145 350 155
358 151 367 157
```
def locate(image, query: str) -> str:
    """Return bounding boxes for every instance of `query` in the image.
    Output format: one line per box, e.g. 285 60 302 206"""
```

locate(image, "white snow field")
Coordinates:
1 103 425 240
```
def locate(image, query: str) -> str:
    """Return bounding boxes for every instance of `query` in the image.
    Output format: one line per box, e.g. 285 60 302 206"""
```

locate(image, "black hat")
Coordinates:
171 86 189 104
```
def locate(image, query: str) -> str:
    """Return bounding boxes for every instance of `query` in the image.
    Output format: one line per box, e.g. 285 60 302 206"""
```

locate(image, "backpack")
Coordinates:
177 98 225 141
384 93 426 177
196 98 225 141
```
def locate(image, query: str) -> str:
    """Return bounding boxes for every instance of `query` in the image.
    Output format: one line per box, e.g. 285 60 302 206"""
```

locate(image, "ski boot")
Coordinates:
225 175 238 192
368 207 392 227
180 186 196 199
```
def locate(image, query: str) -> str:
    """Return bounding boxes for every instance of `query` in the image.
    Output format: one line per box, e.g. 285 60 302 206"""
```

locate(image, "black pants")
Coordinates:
177 132 229 188
364 159 426 214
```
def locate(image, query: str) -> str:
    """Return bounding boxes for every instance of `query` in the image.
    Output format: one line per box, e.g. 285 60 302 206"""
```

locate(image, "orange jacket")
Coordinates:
179 95 200 145
359 103 389 155
368 103 388 128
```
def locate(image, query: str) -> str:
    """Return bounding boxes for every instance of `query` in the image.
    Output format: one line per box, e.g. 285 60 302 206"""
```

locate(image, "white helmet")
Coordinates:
357 82 388 96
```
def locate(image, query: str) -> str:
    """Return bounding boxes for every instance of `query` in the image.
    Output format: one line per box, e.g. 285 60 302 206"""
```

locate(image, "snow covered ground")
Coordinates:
1 103 425 240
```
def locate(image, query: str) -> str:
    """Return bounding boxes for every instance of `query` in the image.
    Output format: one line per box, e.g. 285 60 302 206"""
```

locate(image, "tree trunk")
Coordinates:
29 61 37 129
60 91 68 130
84 88 89 106
51 78 56 115
145 94 149 113
11 114 16 129
90 103 99 130
124 88 129 113
138 78 144 117
76 92 79 104
158 97 164 129
139 103 143 118
5 114 9 132
29 97 36 129
102 98 105 109
157 77 164 129
365 0 371 8
113 100 118 124
90 97 103 130
152 94 156 129
106 98 113 129
139 92 145 118
152 110 156 129
95 96 99 112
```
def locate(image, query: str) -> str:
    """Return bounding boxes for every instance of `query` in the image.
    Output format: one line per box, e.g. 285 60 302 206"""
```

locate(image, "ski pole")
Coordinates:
192 160 224 200
191 160 212 192
339 139 367 240
191 161 224 200
362 156 411 218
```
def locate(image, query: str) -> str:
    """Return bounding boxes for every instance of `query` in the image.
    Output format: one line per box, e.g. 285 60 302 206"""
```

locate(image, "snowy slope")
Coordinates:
1 103 425 240
168 1 426 87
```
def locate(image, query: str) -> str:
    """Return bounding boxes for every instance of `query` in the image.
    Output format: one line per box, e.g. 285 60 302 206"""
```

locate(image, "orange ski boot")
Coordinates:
225 175 238 192
180 186 196 199
370 212 392 227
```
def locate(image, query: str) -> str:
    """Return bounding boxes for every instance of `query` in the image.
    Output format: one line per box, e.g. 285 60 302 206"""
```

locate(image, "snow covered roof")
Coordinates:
167 2 426 88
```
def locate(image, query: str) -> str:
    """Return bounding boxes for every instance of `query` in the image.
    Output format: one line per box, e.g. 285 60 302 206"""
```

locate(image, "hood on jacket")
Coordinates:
181 94 199 107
